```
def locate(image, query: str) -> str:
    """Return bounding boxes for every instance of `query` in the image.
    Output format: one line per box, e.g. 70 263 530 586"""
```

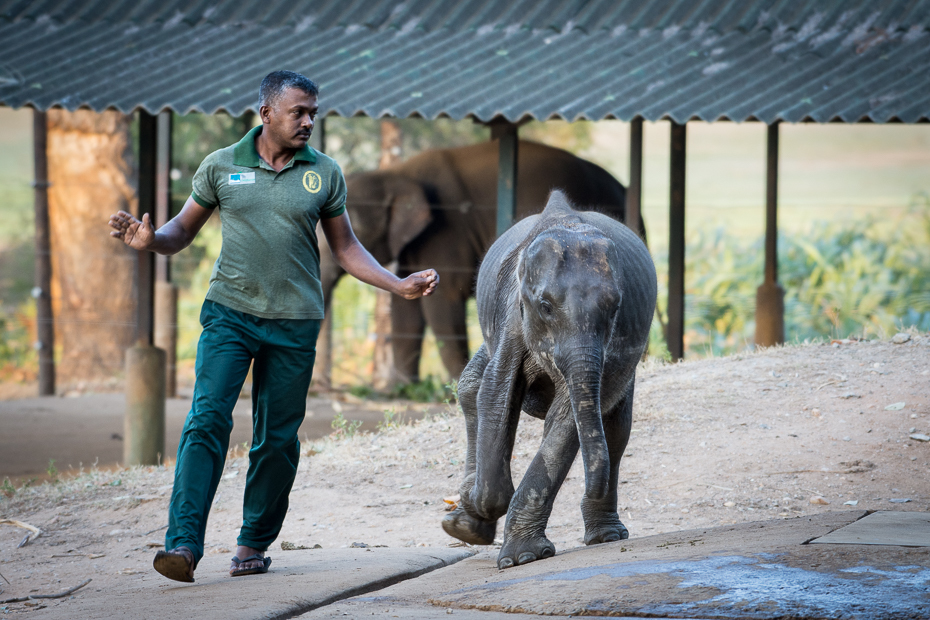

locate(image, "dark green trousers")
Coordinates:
166 300 320 565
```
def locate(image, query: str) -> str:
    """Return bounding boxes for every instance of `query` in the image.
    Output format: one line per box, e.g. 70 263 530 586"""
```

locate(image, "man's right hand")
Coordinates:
109 210 155 250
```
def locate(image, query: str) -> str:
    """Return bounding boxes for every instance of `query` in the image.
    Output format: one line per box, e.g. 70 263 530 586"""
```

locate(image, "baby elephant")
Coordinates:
442 191 657 569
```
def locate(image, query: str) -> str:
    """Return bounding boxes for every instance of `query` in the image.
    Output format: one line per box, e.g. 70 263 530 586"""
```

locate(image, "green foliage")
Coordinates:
46 459 58 481
656 204 930 356
390 375 453 403
330 412 362 438
377 407 404 432
0 301 37 381
0 477 15 498
348 384 376 399
444 379 459 406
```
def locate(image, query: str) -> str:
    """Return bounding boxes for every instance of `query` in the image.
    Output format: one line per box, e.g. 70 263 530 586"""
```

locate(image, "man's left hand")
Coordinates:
396 269 439 299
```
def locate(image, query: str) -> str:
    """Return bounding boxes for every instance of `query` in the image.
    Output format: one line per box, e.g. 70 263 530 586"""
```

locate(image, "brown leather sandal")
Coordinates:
153 546 195 583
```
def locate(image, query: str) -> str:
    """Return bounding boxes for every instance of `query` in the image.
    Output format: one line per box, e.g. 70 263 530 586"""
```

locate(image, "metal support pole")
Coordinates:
626 117 643 238
154 110 172 283
668 121 686 361
755 122 785 347
152 110 177 397
494 122 519 236
136 111 157 347
125 110 165 466
312 118 333 390
32 109 55 396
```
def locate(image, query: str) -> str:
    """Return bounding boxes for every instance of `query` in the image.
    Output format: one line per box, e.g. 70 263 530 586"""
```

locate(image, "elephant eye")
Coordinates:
540 299 553 316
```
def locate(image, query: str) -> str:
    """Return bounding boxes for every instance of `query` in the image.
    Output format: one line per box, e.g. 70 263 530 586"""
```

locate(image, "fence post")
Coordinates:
668 121 686 361
755 122 785 347
33 109 55 396
627 117 643 238
125 110 166 466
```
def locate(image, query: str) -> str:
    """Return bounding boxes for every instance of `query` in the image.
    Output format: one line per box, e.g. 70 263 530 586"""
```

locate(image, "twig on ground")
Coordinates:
699 483 735 491
655 477 696 489
0 578 91 604
144 524 168 536
0 519 42 547
0 568 10 585
815 381 837 391
765 470 848 476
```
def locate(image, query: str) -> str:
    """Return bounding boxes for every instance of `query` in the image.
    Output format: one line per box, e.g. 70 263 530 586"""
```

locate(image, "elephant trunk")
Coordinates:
560 342 610 502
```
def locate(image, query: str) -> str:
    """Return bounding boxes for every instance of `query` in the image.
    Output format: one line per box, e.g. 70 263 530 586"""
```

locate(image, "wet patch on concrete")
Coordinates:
438 554 930 618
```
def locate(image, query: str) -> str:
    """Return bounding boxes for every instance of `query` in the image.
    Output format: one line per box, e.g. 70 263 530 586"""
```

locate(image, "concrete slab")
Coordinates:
301 511 930 619
22 547 473 620
811 510 930 546
299 598 709 619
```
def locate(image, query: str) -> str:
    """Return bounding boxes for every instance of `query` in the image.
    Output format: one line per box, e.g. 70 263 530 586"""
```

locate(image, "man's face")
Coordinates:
261 87 318 150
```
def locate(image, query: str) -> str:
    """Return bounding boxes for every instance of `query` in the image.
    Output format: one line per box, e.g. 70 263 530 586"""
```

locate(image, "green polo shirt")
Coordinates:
191 125 346 320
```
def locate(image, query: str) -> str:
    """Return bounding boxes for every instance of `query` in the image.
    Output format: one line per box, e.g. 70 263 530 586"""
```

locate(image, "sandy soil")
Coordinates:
1 334 928 609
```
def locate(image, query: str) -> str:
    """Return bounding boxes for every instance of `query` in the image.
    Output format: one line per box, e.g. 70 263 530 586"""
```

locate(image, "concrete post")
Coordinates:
154 281 178 397
124 344 166 466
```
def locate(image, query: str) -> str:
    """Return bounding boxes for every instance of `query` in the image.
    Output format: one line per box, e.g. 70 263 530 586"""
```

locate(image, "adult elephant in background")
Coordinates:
319 139 644 383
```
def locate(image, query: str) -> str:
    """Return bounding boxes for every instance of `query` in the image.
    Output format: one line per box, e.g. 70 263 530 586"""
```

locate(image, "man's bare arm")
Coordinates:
320 212 438 300
109 196 214 255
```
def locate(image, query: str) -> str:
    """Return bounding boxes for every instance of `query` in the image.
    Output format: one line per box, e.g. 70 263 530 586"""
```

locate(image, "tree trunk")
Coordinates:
46 110 137 387
372 119 402 390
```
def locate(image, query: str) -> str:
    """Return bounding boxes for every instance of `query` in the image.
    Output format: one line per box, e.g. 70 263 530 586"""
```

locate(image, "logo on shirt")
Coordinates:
303 170 322 194
229 172 255 185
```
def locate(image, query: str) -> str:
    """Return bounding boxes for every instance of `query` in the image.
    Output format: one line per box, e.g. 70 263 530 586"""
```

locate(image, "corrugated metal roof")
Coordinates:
1 0 929 122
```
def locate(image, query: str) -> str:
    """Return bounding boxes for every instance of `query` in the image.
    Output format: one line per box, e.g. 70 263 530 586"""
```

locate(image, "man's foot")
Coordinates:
153 546 195 583
229 545 271 577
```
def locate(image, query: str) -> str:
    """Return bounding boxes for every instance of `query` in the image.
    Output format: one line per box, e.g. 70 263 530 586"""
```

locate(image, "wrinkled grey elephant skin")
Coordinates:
442 191 657 570
318 140 642 383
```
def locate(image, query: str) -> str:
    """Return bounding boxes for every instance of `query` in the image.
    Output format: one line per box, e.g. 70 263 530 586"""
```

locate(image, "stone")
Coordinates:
891 333 911 344
810 496 830 505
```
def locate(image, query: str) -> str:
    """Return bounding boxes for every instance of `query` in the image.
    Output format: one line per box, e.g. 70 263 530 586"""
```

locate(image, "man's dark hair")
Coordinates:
259 71 319 108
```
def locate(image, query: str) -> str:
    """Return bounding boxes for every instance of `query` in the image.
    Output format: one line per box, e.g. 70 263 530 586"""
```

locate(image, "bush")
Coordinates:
653 204 930 357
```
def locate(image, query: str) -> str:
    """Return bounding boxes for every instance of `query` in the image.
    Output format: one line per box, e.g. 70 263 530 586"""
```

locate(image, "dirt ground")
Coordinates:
1 334 928 610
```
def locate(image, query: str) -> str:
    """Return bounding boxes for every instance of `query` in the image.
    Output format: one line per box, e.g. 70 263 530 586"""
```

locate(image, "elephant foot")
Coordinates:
497 535 555 570
584 520 629 545
442 507 497 545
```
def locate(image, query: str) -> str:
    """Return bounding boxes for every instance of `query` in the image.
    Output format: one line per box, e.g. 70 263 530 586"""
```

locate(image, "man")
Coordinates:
108 70 438 582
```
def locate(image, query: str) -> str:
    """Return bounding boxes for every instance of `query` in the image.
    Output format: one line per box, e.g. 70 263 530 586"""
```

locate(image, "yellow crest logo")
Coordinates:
302 170 323 194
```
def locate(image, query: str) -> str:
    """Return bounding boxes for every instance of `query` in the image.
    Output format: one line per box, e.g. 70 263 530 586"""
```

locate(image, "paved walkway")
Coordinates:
13 511 929 619
299 511 930 619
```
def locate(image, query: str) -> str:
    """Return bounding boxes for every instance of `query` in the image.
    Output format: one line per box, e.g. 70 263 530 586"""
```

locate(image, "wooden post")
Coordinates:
626 117 643 237
311 118 333 390
32 109 55 396
125 110 165 466
755 122 785 347
493 121 519 236
373 119 402 390
153 110 177 397
668 121 686 361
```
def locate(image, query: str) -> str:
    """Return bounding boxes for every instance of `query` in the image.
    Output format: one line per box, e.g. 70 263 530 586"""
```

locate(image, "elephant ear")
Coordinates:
387 177 433 258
